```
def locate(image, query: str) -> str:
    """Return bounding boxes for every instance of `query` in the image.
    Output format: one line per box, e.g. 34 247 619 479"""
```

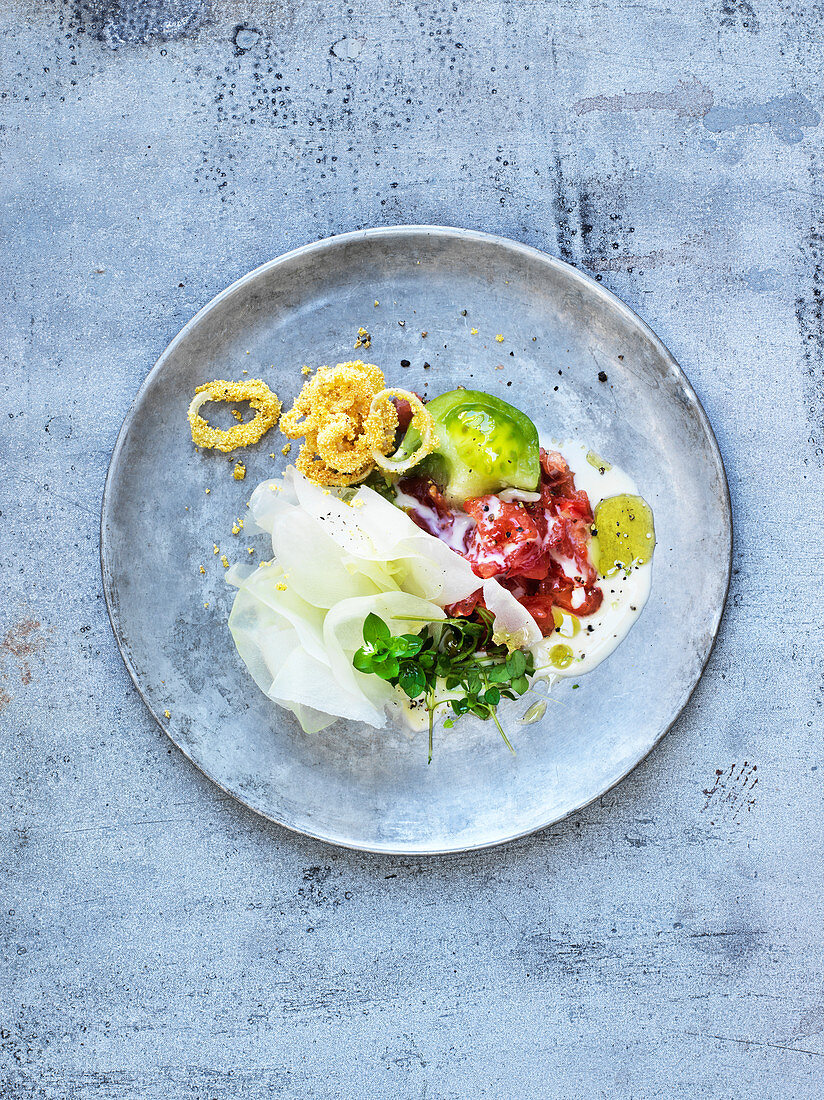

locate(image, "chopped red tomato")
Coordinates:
405 451 603 638
463 497 545 579
394 397 415 435
540 449 577 497
445 590 486 618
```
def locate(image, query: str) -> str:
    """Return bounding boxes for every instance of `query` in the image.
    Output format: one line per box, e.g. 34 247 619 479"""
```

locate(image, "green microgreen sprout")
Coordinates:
352 611 534 762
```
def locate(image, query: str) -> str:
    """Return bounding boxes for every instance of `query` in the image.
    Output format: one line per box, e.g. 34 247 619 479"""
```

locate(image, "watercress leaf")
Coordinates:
375 658 400 681
399 667 426 698
512 675 530 695
363 613 390 647
507 650 527 678
451 698 469 715
353 649 375 673
400 635 424 656
483 687 501 706
486 664 510 684
443 718 454 729
470 702 491 719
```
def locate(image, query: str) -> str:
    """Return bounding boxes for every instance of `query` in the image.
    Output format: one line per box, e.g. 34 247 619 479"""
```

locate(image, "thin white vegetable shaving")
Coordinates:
228 467 541 733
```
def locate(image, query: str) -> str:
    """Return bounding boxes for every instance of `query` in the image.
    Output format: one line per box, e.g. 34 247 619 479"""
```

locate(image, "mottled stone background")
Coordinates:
2 1 823 1097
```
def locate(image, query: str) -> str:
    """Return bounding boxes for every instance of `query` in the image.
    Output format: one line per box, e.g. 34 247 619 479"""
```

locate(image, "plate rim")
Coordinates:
100 224 733 855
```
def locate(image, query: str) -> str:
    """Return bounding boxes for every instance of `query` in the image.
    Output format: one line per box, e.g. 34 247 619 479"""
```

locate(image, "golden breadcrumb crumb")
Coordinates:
230 408 243 421
374 299 379 306
199 565 205 574
281 443 291 455
275 582 287 591
301 365 312 375
354 327 372 350
187 379 281 452
495 334 504 343
204 603 209 608
205 488 210 494
248 548 254 554
233 462 246 480
269 453 276 459
213 544 219 554
164 710 171 719
221 554 229 568
470 328 478 335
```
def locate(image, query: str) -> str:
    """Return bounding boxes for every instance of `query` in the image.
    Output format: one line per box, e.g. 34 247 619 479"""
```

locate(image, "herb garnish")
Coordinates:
353 611 534 762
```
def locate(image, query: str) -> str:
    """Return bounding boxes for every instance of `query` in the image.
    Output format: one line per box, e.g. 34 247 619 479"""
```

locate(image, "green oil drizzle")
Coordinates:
551 608 580 638
586 450 612 473
521 700 547 724
593 494 655 577
549 644 575 669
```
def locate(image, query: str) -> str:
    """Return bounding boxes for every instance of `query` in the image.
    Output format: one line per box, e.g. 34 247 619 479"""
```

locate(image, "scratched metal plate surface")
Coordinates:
100 226 731 853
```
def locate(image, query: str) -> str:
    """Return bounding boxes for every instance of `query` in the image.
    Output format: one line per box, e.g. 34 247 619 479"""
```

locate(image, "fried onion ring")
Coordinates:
188 379 281 453
366 389 438 474
280 361 395 485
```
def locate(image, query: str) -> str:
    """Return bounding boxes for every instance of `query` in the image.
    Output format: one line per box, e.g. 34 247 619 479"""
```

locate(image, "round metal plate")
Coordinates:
101 226 731 854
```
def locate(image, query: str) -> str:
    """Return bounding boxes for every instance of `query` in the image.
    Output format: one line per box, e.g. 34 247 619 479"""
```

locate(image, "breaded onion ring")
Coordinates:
366 389 438 474
281 360 395 485
188 379 281 453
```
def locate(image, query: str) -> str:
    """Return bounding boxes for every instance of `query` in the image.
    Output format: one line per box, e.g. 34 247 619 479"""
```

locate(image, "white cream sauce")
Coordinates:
393 487 476 554
532 437 653 678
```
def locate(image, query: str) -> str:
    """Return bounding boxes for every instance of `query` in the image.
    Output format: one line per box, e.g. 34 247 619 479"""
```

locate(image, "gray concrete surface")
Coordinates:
2 1 823 1096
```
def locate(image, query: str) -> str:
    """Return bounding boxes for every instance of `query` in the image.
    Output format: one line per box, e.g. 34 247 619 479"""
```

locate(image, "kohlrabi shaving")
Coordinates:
227 467 540 733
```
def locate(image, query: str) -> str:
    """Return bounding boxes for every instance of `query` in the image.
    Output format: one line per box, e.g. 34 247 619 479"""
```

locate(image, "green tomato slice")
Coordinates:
401 389 541 503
